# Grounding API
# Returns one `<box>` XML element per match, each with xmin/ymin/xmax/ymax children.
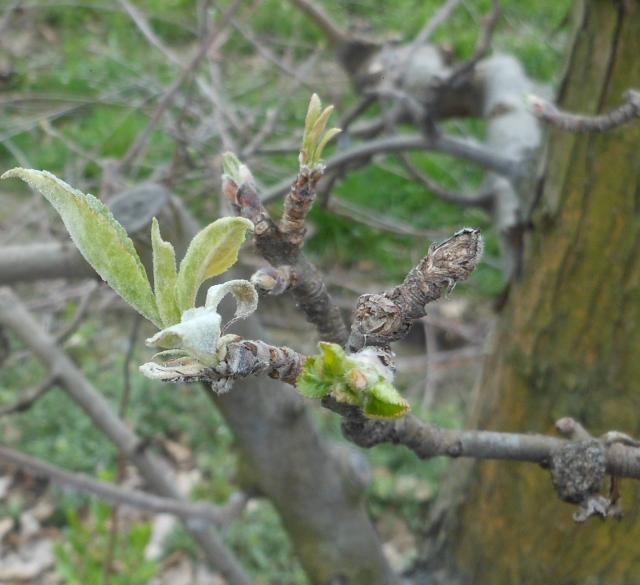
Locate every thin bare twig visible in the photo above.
<box><xmin>0</xmin><ymin>374</ymin><xmax>58</xmax><ymax>418</ymax></box>
<box><xmin>328</xmin><ymin>196</ymin><xmax>447</xmax><ymax>239</ymax></box>
<box><xmin>103</xmin><ymin>315</ymin><xmax>142</xmax><ymax>585</ymax></box>
<box><xmin>118</xmin><ymin>0</ymin><xmax>244</xmax><ymax>172</ymax></box>
<box><xmin>528</xmin><ymin>90</ymin><xmax>640</xmax><ymax>132</ymax></box>
<box><xmin>398</xmin><ymin>152</ymin><xmax>494</xmax><ymax>209</ymax></box>
<box><xmin>55</xmin><ymin>282</ymin><xmax>98</xmax><ymax>344</ymax></box>
<box><xmin>261</xmin><ymin>133</ymin><xmax>519</xmax><ymax>203</ymax></box>
<box><xmin>446</xmin><ymin>0</ymin><xmax>500</xmax><ymax>88</ymax></box>
<box><xmin>413</xmin><ymin>0</ymin><xmax>463</xmax><ymax>46</ymax></box>
<box><xmin>0</xmin><ymin>445</ymin><xmax>225</xmax><ymax>525</ymax></box>
<box><xmin>117</xmin><ymin>0</ymin><xmax>182</xmax><ymax>66</ymax></box>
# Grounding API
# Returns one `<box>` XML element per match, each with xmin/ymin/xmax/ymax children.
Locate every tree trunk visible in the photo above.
<box><xmin>446</xmin><ymin>1</ymin><xmax>640</xmax><ymax>582</ymax></box>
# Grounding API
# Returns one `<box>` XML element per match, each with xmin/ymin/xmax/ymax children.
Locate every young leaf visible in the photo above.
<box><xmin>364</xmin><ymin>380</ymin><xmax>410</xmax><ymax>419</ymax></box>
<box><xmin>205</xmin><ymin>279</ymin><xmax>258</xmax><ymax>323</ymax></box>
<box><xmin>318</xmin><ymin>342</ymin><xmax>348</xmax><ymax>380</ymax></box>
<box><xmin>300</xmin><ymin>94</ymin><xmax>341</xmax><ymax>166</ymax></box>
<box><xmin>314</xmin><ymin>127</ymin><xmax>341</xmax><ymax>163</ymax></box>
<box><xmin>2</xmin><ymin>168</ymin><xmax>161</xmax><ymax>327</ymax></box>
<box><xmin>297</xmin><ymin>356</ymin><xmax>332</xmax><ymax>399</ymax></box>
<box><xmin>151</xmin><ymin>218</ymin><xmax>181</xmax><ymax>327</ymax></box>
<box><xmin>305</xmin><ymin>93</ymin><xmax>322</xmax><ymax>130</ymax></box>
<box><xmin>307</xmin><ymin>105</ymin><xmax>334</xmax><ymax>152</ymax></box>
<box><xmin>175</xmin><ymin>217</ymin><xmax>254</xmax><ymax>312</ymax></box>
<box><xmin>145</xmin><ymin>306</ymin><xmax>222</xmax><ymax>366</ymax></box>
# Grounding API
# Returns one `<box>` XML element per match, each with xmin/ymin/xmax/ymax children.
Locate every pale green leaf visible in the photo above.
<box><xmin>2</xmin><ymin>168</ymin><xmax>161</xmax><ymax>326</ymax></box>
<box><xmin>313</xmin><ymin>127</ymin><xmax>341</xmax><ymax>162</ymax></box>
<box><xmin>308</xmin><ymin>105</ymin><xmax>334</xmax><ymax>149</ymax></box>
<box><xmin>304</xmin><ymin>94</ymin><xmax>322</xmax><ymax>137</ymax></box>
<box><xmin>175</xmin><ymin>217</ymin><xmax>254</xmax><ymax>312</ymax></box>
<box><xmin>302</xmin><ymin>94</ymin><xmax>323</xmax><ymax>164</ymax></box>
<box><xmin>364</xmin><ymin>380</ymin><xmax>410</xmax><ymax>419</ymax></box>
<box><xmin>151</xmin><ymin>218</ymin><xmax>181</xmax><ymax>327</ymax></box>
<box><xmin>222</xmin><ymin>151</ymin><xmax>242</xmax><ymax>185</ymax></box>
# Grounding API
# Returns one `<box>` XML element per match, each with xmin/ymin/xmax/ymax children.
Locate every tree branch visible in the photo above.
<box><xmin>328</xmin><ymin>400</ymin><xmax>640</xmax><ymax>480</ymax></box>
<box><xmin>117</xmin><ymin>0</ymin><xmax>244</xmax><ymax>172</ymax></box>
<box><xmin>141</xmin><ymin>339</ymin><xmax>306</xmax><ymax>387</ymax></box>
<box><xmin>348</xmin><ymin>227</ymin><xmax>483</xmax><ymax>350</ymax></box>
<box><xmin>261</xmin><ymin>133</ymin><xmax>520</xmax><ymax>203</ymax></box>
<box><xmin>398</xmin><ymin>153</ymin><xmax>494</xmax><ymax>210</ymax></box>
<box><xmin>528</xmin><ymin>89</ymin><xmax>640</xmax><ymax>132</ymax></box>
<box><xmin>0</xmin><ymin>374</ymin><xmax>58</xmax><ymax>417</ymax></box>
<box><xmin>0</xmin><ymin>445</ymin><xmax>231</xmax><ymax>526</ymax></box>
<box><xmin>445</xmin><ymin>0</ymin><xmax>500</xmax><ymax>88</ymax></box>
<box><xmin>224</xmin><ymin>169</ymin><xmax>348</xmax><ymax>345</ymax></box>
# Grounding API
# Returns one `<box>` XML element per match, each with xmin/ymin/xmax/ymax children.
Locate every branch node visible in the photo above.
<box><xmin>555</xmin><ymin>417</ymin><xmax>591</xmax><ymax>440</ymax></box>
<box><xmin>250</xmin><ymin>266</ymin><xmax>293</xmax><ymax>295</ymax></box>
<box><xmin>549</xmin><ymin>439</ymin><xmax>624</xmax><ymax>522</ymax></box>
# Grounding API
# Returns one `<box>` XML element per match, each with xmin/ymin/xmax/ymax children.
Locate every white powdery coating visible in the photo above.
<box><xmin>146</xmin><ymin>307</ymin><xmax>222</xmax><ymax>366</ymax></box>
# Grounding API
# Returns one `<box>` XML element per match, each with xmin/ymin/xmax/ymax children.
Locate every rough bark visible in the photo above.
<box><xmin>440</xmin><ymin>1</ymin><xmax>640</xmax><ymax>582</ymax></box>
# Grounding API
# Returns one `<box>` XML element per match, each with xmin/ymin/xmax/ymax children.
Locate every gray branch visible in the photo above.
<box><xmin>0</xmin><ymin>445</ymin><xmax>233</xmax><ymax>526</ymax></box>
<box><xmin>529</xmin><ymin>90</ymin><xmax>640</xmax><ymax>132</ymax></box>
<box><xmin>225</xmin><ymin>171</ymin><xmax>348</xmax><ymax>345</ymax></box>
<box><xmin>261</xmin><ymin>134</ymin><xmax>521</xmax><ymax>203</ymax></box>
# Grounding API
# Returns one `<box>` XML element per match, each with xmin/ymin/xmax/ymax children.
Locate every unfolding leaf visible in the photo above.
<box><xmin>300</xmin><ymin>94</ymin><xmax>341</xmax><ymax>166</ymax></box>
<box><xmin>146</xmin><ymin>306</ymin><xmax>221</xmax><ymax>366</ymax></box>
<box><xmin>205</xmin><ymin>279</ymin><xmax>258</xmax><ymax>324</ymax></box>
<box><xmin>175</xmin><ymin>217</ymin><xmax>254</xmax><ymax>312</ymax></box>
<box><xmin>297</xmin><ymin>356</ymin><xmax>332</xmax><ymax>399</ymax></box>
<box><xmin>364</xmin><ymin>380</ymin><xmax>410</xmax><ymax>419</ymax></box>
<box><xmin>318</xmin><ymin>342</ymin><xmax>348</xmax><ymax>380</ymax></box>
<box><xmin>151</xmin><ymin>218</ymin><xmax>180</xmax><ymax>327</ymax></box>
<box><xmin>303</xmin><ymin>94</ymin><xmax>322</xmax><ymax>143</ymax></box>
<box><xmin>314</xmin><ymin>127</ymin><xmax>341</xmax><ymax>162</ymax></box>
<box><xmin>222</xmin><ymin>151</ymin><xmax>243</xmax><ymax>183</ymax></box>
<box><xmin>2</xmin><ymin>168</ymin><xmax>161</xmax><ymax>326</ymax></box>
<box><xmin>307</xmin><ymin>105</ymin><xmax>334</xmax><ymax>152</ymax></box>
<box><xmin>222</xmin><ymin>152</ymin><xmax>254</xmax><ymax>189</ymax></box>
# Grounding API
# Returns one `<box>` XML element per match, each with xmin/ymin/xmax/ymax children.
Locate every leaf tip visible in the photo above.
<box><xmin>1</xmin><ymin>167</ymin><xmax>23</xmax><ymax>181</ymax></box>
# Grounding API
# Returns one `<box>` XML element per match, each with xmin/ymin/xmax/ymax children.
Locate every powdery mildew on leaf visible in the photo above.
<box><xmin>2</xmin><ymin>168</ymin><xmax>161</xmax><ymax>327</ymax></box>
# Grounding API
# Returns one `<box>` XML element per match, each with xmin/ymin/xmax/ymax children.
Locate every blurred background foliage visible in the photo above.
<box><xmin>0</xmin><ymin>0</ymin><xmax>571</xmax><ymax>582</ymax></box>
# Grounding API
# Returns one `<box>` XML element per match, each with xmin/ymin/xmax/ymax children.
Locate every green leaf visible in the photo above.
<box><xmin>304</xmin><ymin>93</ymin><xmax>322</xmax><ymax>139</ymax></box>
<box><xmin>175</xmin><ymin>217</ymin><xmax>254</xmax><ymax>312</ymax></box>
<box><xmin>363</xmin><ymin>380</ymin><xmax>410</xmax><ymax>419</ymax></box>
<box><xmin>318</xmin><ymin>342</ymin><xmax>348</xmax><ymax>380</ymax></box>
<box><xmin>314</xmin><ymin>127</ymin><xmax>341</xmax><ymax>162</ymax></box>
<box><xmin>2</xmin><ymin>168</ymin><xmax>161</xmax><ymax>326</ymax></box>
<box><xmin>297</xmin><ymin>356</ymin><xmax>332</xmax><ymax>398</ymax></box>
<box><xmin>300</xmin><ymin>94</ymin><xmax>340</xmax><ymax>166</ymax></box>
<box><xmin>222</xmin><ymin>151</ymin><xmax>242</xmax><ymax>183</ymax></box>
<box><xmin>151</xmin><ymin>218</ymin><xmax>181</xmax><ymax>327</ymax></box>
<box><xmin>308</xmin><ymin>105</ymin><xmax>334</xmax><ymax>151</ymax></box>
